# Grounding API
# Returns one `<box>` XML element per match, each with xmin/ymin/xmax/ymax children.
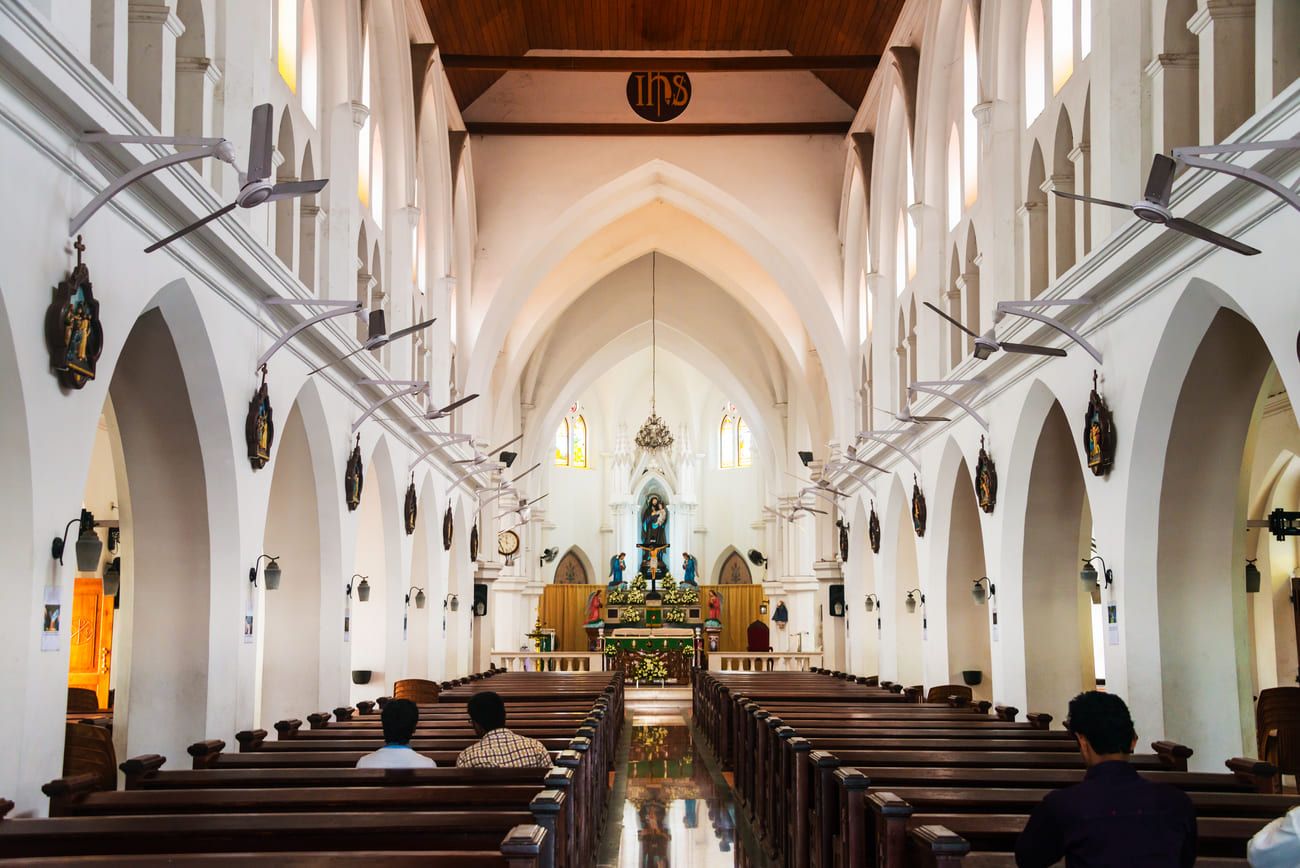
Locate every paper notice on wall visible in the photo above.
<box><xmin>1106</xmin><ymin>604</ymin><xmax>1119</xmax><ymax>646</ymax></box>
<box><xmin>991</xmin><ymin>607</ymin><xmax>999</xmax><ymax>643</ymax></box>
<box><xmin>40</xmin><ymin>585</ymin><xmax>61</xmax><ymax>652</ymax></box>
<box><xmin>243</xmin><ymin>594</ymin><xmax>255</xmax><ymax>645</ymax></box>
<box><xmin>343</xmin><ymin>601</ymin><xmax>351</xmax><ymax>643</ymax></box>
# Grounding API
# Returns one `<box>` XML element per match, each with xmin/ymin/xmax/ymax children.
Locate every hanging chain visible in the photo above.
<box><xmin>651</xmin><ymin>251</ymin><xmax>657</xmax><ymax>414</ymax></box>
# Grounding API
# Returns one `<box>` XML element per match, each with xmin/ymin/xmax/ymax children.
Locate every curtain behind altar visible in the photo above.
<box><xmin>537</xmin><ymin>584</ymin><xmax>768</xmax><ymax>652</ymax></box>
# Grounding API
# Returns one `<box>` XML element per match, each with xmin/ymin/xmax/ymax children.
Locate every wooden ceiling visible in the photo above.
<box><xmin>419</xmin><ymin>0</ymin><xmax>906</xmax><ymax>111</ymax></box>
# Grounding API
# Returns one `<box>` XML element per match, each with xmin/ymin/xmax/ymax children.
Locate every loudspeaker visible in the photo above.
<box><xmin>828</xmin><ymin>583</ymin><xmax>845</xmax><ymax>618</ymax></box>
<box><xmin>472</xmin><ymin>583</ymin><xmax>489</xmax><ymax>617</ymax></box>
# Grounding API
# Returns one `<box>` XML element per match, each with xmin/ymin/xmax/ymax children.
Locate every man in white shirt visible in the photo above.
<box><xmin>354</xmin><ymin>698</ymin><xmax>437</xmax><ymax>769</ymax></box>
<box><xmin>1248</xmin><ymin>804</ymin><xmax>1300</xmax><ymax>867</ymax></box>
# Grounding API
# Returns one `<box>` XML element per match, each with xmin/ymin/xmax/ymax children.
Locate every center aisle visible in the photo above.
<box><xmin>598</xmin><ymin>692</ymin><xmax>769</xmax><ymax>867</ymax></box>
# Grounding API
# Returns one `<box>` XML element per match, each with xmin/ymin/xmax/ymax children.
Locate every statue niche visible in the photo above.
<box><xmin>637</xmin><ymin>491</ymin><xmax>671</xmax><ymax>581</ymax></box>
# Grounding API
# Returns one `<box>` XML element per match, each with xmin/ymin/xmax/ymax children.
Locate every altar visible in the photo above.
<box><xmin>603</xmin><ymin>628</ymin><xmax>697</xmax><ymax>685</ymax></box>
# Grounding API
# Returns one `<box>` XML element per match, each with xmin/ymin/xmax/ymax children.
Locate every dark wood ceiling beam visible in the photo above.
<box><xmin>441</xmin><ymin>54</ymin><xmax>880</xmax><ymax>72</ymax></box>
<box><xmin>464</xmin><ymin>122</ymin><xmax>851</xmax><ymax>136</ymax></box>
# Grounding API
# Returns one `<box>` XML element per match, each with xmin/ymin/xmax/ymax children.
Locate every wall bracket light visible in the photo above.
<box><xmin>971</xmin><ymin>576</ymin><xmax>996</xmax><ymax>605</ymax></box>
<box><xmin>904</xmin><ymin>589</ymin><xmax>927</xmax><ymax>630</ymax></box>
<box><xmin>52</xmin><ymin>509</ymin><xmax>104</xmax><ymax>572</ymax></box>
<box><xmin>443</xmin><ymin>593</ymin><xmax>459</xmax><ymax>613</ymax></box>
<box><xmin>249</xmin><ymin>554</ymin><xmax>281</xmax><ymax>590</ymax></box>
<box><xmin>347</xmin><ymin>574</ymin><xmax>370</xmax><ymax>602</ymax></box>
<box><xmin>1080</xmin><ymin>556</ymin><xmax>1114</xmax><ymax>591</ymax></box>
<box><xmin>405</xmin><ymin>587</ymin><xmax>427</xmax><ymax>609</ymax></box>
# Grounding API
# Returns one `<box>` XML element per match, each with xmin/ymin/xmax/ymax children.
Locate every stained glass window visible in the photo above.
<box><xmin>720</xmin><ymin>416</ymin><xmax>737</xmax><ymax>468</ymax></box>
<box><xmin>554</xmin><ymin>408</ymin><xmax>589</xmax><ymax>469</ymax></box>
<box><xmin>554</xmin><ymin>418</ymin><xmax>569</xmax><ymax>466</ymax></box>
<box><xmin>276</xmin><ymin>0</ymin><xmax>296</xmax><ymax>92</ymax></box>
<box><xmin>720</xmin><ymin>409</ymin><xmax>753</xmax><ymax>469</ymax></box>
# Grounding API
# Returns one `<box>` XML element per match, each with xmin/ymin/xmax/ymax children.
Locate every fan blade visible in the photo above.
<box><xmin>803</xmin><ymin>506</ymin><xmax>829</xmax><ymax>515</ymax></box>
<box><xmin>911</xmin><ymin>415</ymin><xmax>952</xmax><ymax>423</ymax></box>
<box><xmin>528</xmin><ymin>493</ymin><xmax>550</xmax><ymax>506</ymax></box>
<box><xmin>998</xmin><ymin>341</ymin><xmax>1068</xmax><ymax>357</ymax></box>
<box><xmin>1166</xmin><ymin>217</ymin><xmax>1260</xmax><ymax>256</ymax></box>
<box><xmin>429</xmin><ymin>393</ymin><xmax>478</xmax><ymax>418</ymax></box>
<box><xmin>489</xmin><ymin>433</ymin><xmax>524</xmax><ymax>455</ymax></box>
<box><xmin>512</xmin><ymin>462</ymin><xmax>542</xmax><ymax>483</ymax></box>
<box><xmin>784</xmin><ymin>471</ymin><xmax>814</xmax><ymax>486</ymax></box>
<box><xmin>386</xmin><ymin>316</ymin><xmax>438</xmax><ymax>343</ymax></box>
<box><xmin>144</xmin><ymin>201</ymin><xmax>237</xmax><ymax>252</ymax></box>
<box><xmin>308</xmin><ymin>342</ymin><xmax>368</xmax><ymax>376</ymax></box>
<box><xmin>922</xmin><ymin>301</ymin><xmax>980</xmax><ymax>340</ymax></box>
<box><xmin>1051</xmin><ymin>190</ymin><xmax>1132</xmax><ymax>210</ymax></box>
<box><xmin>246</xmin><ymin>103</ymin><xmax>274</xmax><ymax>183</ymax></box>
<box><xmin>266</xmin><ymin>178</ymin><xmax>328</xmax><ymax>202</ymax></box>
<box><xmin>1144</xmin><ymin>154</ymin><xmax>1177</xmax><ymax>207</ymax></box>
<box><xmin>452</xmin><ymin>457</ymin><xmax>483</xmax><ymax>465</ymax></box>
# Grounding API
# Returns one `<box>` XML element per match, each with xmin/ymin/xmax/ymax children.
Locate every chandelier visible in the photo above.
<box><xmin>635</xmin><ymin>252</ymin><xmax>674</xmax><ymax>451</ymax></box>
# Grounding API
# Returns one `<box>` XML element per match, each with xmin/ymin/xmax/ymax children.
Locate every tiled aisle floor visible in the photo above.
<box><xmin>596</xmin><ymin>698</ymin><xmax>769</xmax><ymax>867</ymax></box>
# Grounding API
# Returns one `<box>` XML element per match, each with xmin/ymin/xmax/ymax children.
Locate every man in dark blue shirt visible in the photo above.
<box><xmin>1015</xmin><ymin>691</ymin><xmax>1196</xmax><ymax>867</ymax></box>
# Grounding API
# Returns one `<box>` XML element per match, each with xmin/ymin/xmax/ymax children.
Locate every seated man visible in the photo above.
<box><xmin>1015</xmin><ymin>691</ymin><xmax>1195</xmax><ymax>868</ymax></box>
<box><xmin>1247</xmin><ymin>804</ymin><xmax>1300</xmax><ymax>867</ymax></box>
<box><xmin>456</xmin><ymin>691</ymin><xmax>552</xmax><ymax>768</ymax></box>
<box><xmin>354</xmin><ymin>698</ymin><xmax>436</xmax><ymax>768</ymax></box>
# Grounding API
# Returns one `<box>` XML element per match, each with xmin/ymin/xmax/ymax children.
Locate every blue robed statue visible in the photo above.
<box><xmin>639</xmin><ymin>494</ymin><xmax>670</xmax><ymax>577</ymax></box>
<box><xmin>681</xmin><ymin>553</ymin><xmax>698</xmax><ymax>585</ymax></box>
<box><xmin>607</xmin><ymin>552</ymin><xmax>626</xmax><ymax>588</ymax></box>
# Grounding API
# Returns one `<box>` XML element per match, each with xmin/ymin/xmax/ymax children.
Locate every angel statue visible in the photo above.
<box><xmin>607</xmin><ymin>552</ymin><xmax>627</xmax><ymax>588</ymax></box>
<box><xmin>706</xmin><ymin>589</ymin><xmax>723</xmax><ymax>624</ymax></box>
<box><xmin>584</xmin><ymin>589</ymin><xmax>603</xmax><ymax>625</ymax></box>
<box><xmin>681</xmin><ymin>553</ymin><xmax>698</xmax><ymax>586</ymax></box>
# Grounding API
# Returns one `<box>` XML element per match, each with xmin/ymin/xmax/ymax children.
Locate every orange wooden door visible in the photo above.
<box><xmin>67</xmin><ymin>578</ymin><xmax>112</xmax><ymax>708</ymax></box>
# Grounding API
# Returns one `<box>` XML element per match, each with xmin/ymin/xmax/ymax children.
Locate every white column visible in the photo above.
<box><xmin>472</xmin><ymin>561</ymin><xmax>503</xmax><ymax>673</ymax></box>
<box><xmin>814</xmin><ymin>560</ymin><xmax>846</xmax><ymax>670</ymax></box>
<box><xmin>1067</xmin><ymin>143</ymin><xmax>1093</xmax><ymax>258</ymax></box>
<box><xmin>1017</xmin><ymin>202</ymin><xmax>1048</xmax><ymax>298</ymax></box>
<box><xmin>91</xmin><ymin>0</ymin><xmax>129</xmax><ymax>87</ymax></box>
<box><xmin>1040</xmin><ymin>174</ymin><xmax>1075</xmax><ymax>280</ymax></box>
<box><xmin>1146</xmin><ymin>53</ymin><xmax>1200</xmax><ymax>156</ymax></box>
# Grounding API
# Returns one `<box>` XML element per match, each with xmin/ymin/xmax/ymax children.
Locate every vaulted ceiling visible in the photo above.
<box><xmin>418</xmin><ymin>0</ymin><xmax>906</xmax><ymax>110</ymax></box>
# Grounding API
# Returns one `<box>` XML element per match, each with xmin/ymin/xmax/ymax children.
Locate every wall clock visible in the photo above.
<box><xmin>498</xmin><ymin>529</ymin><xmax>520</xmax><ymax>559</ymax></box>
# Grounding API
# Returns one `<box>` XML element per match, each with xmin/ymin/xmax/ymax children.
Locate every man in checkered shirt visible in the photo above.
<box><xmin>456</xmin><ymin>690</ymin><xmax>552</xmax><ymax>768</ymax></box>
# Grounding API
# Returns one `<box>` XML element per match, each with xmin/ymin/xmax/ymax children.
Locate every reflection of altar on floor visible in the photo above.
<box><xmin>605</xmin><ymin>627</ymin><xmax>698</xmax><ymax>684</ymax></box>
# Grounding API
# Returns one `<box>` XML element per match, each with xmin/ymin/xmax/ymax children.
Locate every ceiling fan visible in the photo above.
<box><xmin>498</xmin><ymin>493</ymin><xmax>549</xmax><ymax>523</ymax></box>
<box><xmin>923</xmin><ymin>302</ymin><xmax>1066</xmax><ymax>361</ymax></box>
<box><xmin>784</xmin><ymin>471</ymin><xmax>847</xmax><ymax>498</ymax></box>
<box><xmin>145</xmin><ymin>103</ymin><xmax>328</xmax><ymax>252</ymax></box>
<box><xmin>388</xmin><ymin>393</ymin><xmax>479</xmax><ymax>423</ymax></box>
<box><xmin>454</xmin><ymin>433</ymin><xmax>524</xmax><ymax>467</ymax></box>
<box><xmin>874</xmin><ymin>404</ymin><xmax>950</xmax><ymax>425</ymax></box>
<box><xmin>478</xmin><ymin>462</ymin><xmax>542</xmax><ymax>510</ymax></box>
<box><xmin>309</xmin><ymin>311</ymin><xmax>437</xmax><ymax>375</ymax></box>
<box><xmin>1052</xmin><ymin>153</ymin><xmax>1259</xmax><ymax>256</ymax></box>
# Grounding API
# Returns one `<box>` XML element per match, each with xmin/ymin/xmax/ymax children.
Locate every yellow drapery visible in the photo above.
<box><xmin>537</xmin><ymin>584</ymin><xmax>768</xmax><ymax>652</ymax></box>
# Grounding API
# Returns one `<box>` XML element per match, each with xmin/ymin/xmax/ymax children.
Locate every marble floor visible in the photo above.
<box><xmin>596</xmin><ymin>691</ymin><xmax>768</xmax><ymax>867</ymax></box>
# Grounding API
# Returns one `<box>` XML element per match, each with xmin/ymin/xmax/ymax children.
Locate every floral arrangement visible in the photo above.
<box><xmin>663</xmin><ymin>607</ymin><xmax>689</xmax><ymax>624</ymax></box>
<box><xmin>662</xmin><ymin>586</ymin><xmax>698</xmax><ymax>605</ymax></box>
<box><xmin>631</xmin><ymin>653</ymin><xmax>668</xmax><ymax>683</ymax></box>
<box><xmin>609</xmin><ymin>573</ymin><xmax>647</xmax><ymax>605</ymax></box>
<box><xmin>619</xmin><ymin>606</ymin><xmax>644</xmax><ymax>624</ymax></box>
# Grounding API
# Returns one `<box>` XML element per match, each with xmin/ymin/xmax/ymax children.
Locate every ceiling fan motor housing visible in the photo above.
<box><xmin>238</xmin><ymin>179</ymin><xmax>275</xmax><ymax>207</ymax></box>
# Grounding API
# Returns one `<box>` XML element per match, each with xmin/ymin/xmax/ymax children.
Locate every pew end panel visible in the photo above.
<box><xmin>187</xmin><ymin>740</ymin><xmax>226</xmax><ymax>770</ymax></box>
<box><xmin>908</xmin><ymin>824</ymin><xmax>971</xmax><ymax>868</ymax></box>
<box><xmin>119</xmin><ymin>754</ymin><xmax>166</xmax><ymax>788</ymax></box>
<box><xmin>332</xmin><ymin>707</ymin><xmax>354</xmax><ymax>722</ymax></box>
<box><xmin>235</xmin><ymin>729</ymin><xmax>268</xmax><ymax>752</ymax></box>
<box><xmin>1225</xmin><ymin>757</ymin><xmax>1281</xmax><ymax>793</ymax></box>
<box><xmin>1152</xmin><ymin>741</ymin><xmax>1194</xmax><ymax>771</ymax></box>
<box><xmin>306</xmin><ymin>713</ymin><xmax>332</xmax><ymax>730</ymax></box>
<box><xmin>868</xmin><ymin>791</ymin><xmax>914</xmax><ymax>868</ymax></box>
<box><xmin>274</xmin><ymin>720</ymin><xmax>303</xmax><ymax>740</ymax></box>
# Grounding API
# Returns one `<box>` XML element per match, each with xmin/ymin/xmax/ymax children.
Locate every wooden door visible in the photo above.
<box><xmin>68</xmin><ymin>578</ymin><xmax>112</xmax><ymax>708</ymax></box>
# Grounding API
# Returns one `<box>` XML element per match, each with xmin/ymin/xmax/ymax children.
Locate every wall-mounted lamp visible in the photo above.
<box><xmin>759</xmin><ymin>598</ymin><xmax>769</xmax><ymax>616</ymax></box>
<box><xmin>798</xmin><ymin>451</ymin><xmax>815</xmax><ymax>467</ymax></box>
<box><xmin>1080</xmin><ymin>557</ymin><xmax>1113</xmax><ymax>591</ymax></box>
<box><xmin>347</xmin><ymin>574</ymin><xmax>370</xmax><ymax>602</ymax></box>
<box><xmin>52</xmin><ymin>509</ymin><xmax>104</xmax><ymax>572</ymax></box>
<box><xmin>864</xmin><ymin>594</ymin><xmax>879</xmax><ymax>612</ymax></box>
<box><xmin>905</xmin><ymin>589</ymin><xmax>927</xmax><ymax>630</ymax></box>
<box><xmin>971</xmin><ymin>577</ymin><xmax>996</xmax><ymax>605</ymax></box>
<box><xmin>103</xmin><ymin>556</ymin><xmax>122</xmax><ymax>597</ymax></box>
<box><xmin>249</xmin><ymin>555</ymin><xmax>281</xmax><ymax>590</ymax></box>
<box><xmin>1246</xmin><ymin>559</ymin><xmax>1262</xmax><ymax>594</ymax></box>
<box><xmin>406</xmin><ymin>587</ymin><xmax>427</xmax><ymax>609</ymax></box>
<box><xmin>444</xmin><ymin>593</ymin><xmax>459</xmax><ymax>613</ymax></box>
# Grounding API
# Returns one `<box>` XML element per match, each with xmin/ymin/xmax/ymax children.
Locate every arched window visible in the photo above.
<box><xmin>1025</xmin><ymin>0</ymin><xmax>1046</xmax><ymax>122</ymax></box>
<box><xmin>301</xmin><ymin>0</ymin><xmax>318</xmax><ymax>126</ymax></box>
<box><xmin>1051</xmin><ymin>0</ymin><xmax>1073</xmax><ymax>93</ymax></box>
<box><xmin>719</xmin><ymin>407</ymin><xmax>752</xmax><ymax>469</ymax></box>
<box><xmin>962</xmin><ymin>4</ymin><xmax>979</xmax><ymax>205</ymax></box>
<box><xmin>894</xmin><ymin>210</ymin><xmax>907</xmax><ymax>297</ymax></box>
<box><xmin>276</xmin><ymin>0</ymin><xmax>296</xmax><ymax>92</ymax></box>
<box><xmin>357</xmin><ymin>27</ymin><xmax>372</xmax><ymax>207</ymax></box>
<box><xmin>1079</xmin><ymin>0</ymin><xmax>1091</xmax><ymax>57</ymax></box>
<box><xmin>554</xmin><ymin>405</ymin><xmax>589</xmax><ymax>469</ymax></box>
<box><xmin>947</xmin><ymin>125</ymin><xmax>961</xmax><ymax>231</ymax></box>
